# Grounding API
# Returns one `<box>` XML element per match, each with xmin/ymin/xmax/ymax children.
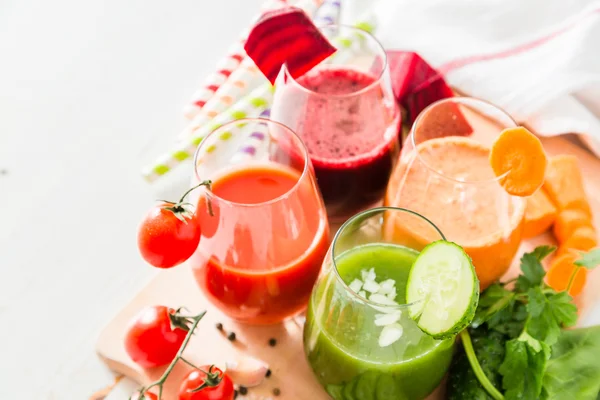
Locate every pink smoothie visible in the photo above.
<box><xmin>292</xmin><ymin>67</ymin><xmax>400</xmax><ymax>218</ymax></box>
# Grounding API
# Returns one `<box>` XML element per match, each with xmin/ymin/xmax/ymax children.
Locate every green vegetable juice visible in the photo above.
<box><xmin>304</xmin><ymin>243</ymin><xmax>454</xmax><ymax>399</ymax></box>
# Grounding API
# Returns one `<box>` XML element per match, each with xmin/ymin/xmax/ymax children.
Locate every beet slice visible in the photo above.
<box><xmin>387</xmin><ymin>51</ymin><xmax>471</xmax><ymax>136</ymax></box>
<box><xmin>244</xmin><ymin>7</ymin><xmax>336</xmax><ymax>84</ymax></box>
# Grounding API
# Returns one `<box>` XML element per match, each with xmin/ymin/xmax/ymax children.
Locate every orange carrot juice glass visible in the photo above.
<box><xmin>385</xmin><ymin>98</ymin><xmax>526</xmax><ymax>289</ymax></box>
<box><xmin>189</xmin><ymin>118</ymin><xmax>330</xmax><ymax>324</ymax></box>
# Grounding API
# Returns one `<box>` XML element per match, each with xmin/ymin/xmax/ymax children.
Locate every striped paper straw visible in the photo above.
<box><xmin>322</xmin><ymin>13</ymin><xmax>378</xmax><ymax>66</ymax></box>
<box><xmin>182</xmin><ymin>0</ymin><xmax>291</xmax><ymax>120</ymax></box>
<box><xmin>313</xmin><ymin>0</ymin><xmax>342</xmax><ymax>26</ymax></box>
<box><xmin>143</xmin><ymin>84</ymin><xmax>274</xmax><ymax>182</ymax></box>
<box><xmin>182</xmin><ymin>41</ymin><xmax>246</xmax><ymax>119</ymax></box>
<box><xmin>179</xmin><ymin>58</ymin><xmax>267</xmax><ymax>139</ymax></box>
<box><xmin>231</xmin><ymin>109</ymin><xmax>271</xmax><ymax>163</ymax></box>
<box><xmin>338</xmin><ymin>13</ymin><xmax>378</xmax><ymax>46</ymax></box>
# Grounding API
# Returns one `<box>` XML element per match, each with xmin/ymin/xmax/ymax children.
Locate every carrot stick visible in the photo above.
<box><xmin>553</xmin><ymin>209</ymin><xmax>594</xmax><ymax>244</ymax></box>
<box><xmin>557</xmin><ymin>226</ymin><xmax>598</xmax><ymax>257</ymax></box>
<box><xmin>543</xmin><ymin>155</ymin><xmax>592</xmax><ymax>217</ymax></box>
<box><xmin>546</xmin><ymin>253</ymin><xmax>587</xmax><ymax>296</ymax></box>
<box><xmin>523</xmin><ymin>188</ymin><xmax>557</xmax><ymax>238</ymax></box>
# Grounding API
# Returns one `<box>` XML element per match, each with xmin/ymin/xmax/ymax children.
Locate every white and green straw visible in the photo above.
<box><xmin>142</xmin><ymin>84</ymin><xmax>274</xmax><ymax>182</ymax></box>
<box><xmin>178</xmin><ymin>58</ymin><xmax>267</xmax><ymax>140</ymax></box>
<box><xmin>313</xmin><ymin>0</ymin><xmax>342</xmax><ymax>26</ymax></box>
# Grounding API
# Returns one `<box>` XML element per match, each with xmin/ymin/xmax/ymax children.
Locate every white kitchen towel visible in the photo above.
<box><xmin>346</xmin><ymin>0</ymin><xmax>600</xmax><ymax>156</ymax></box>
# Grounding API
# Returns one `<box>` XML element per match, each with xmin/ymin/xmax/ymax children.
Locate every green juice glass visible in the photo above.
<box><xmin>304</xmin><ymin>207</ymin><xmax>455</xmax><ymax>400</ymax></box>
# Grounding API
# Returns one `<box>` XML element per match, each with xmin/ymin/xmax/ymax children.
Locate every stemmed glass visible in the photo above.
<box><xmin>304</xmin><ymin>207</ymin><xmax>455</xmax><ymax>400</ymax></box>
<box><xmin>188</xmin><ymin>118</ymin><xmax>330</xmax><ymax>325</ymax></box>
<box><xmin>385</xmin><ymin>97</ymin><xmax>526</xmax><ymax>288</ymax></box>
<box><xmin>271</xmin><ymin>25</ymin><xmax>400</xmax><ymax>221</ymax></box>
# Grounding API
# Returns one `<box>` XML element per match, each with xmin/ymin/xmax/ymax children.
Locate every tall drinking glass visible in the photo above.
<box><xmin>385</xmin><ymin>98</ymin><xmax>526</xmax><ymax>289</ymax></box>
<box><xmin>189</xmin><ymin>118</ymin><xmax>330</xmax><ymax>325</ymax></box>
<box><xmin>272</xmin><ymin>25</ymin><xmax>400</xmax><ymax>221</ymax></box>
<box><xmin>305</xmin><ymin>207</ymin><xmax>454</xmax><ymax>400</ymax></box>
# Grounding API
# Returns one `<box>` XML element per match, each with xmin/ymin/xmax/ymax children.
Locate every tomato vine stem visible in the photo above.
<box><xmin>133</xmin><ymin>310</ymin><xmax>207</xmax><ymax>400</ymax></box>
<box><xmin>179</xmin><ymin>180</ymin><xmax>212</xmax><ymax>204</ymax></box>
<box><xmin>180</xmin><ymin>357</ymin><xmax>198</xmax><ymax>369</ymax></box>
<box><xmin>158</xmin><ymin>180</ymin><xmax>214</xmax><ymax>220</ymax></box>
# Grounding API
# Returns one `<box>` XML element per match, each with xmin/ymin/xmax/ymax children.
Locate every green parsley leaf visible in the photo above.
<box><xmin>574</xmin><ymin>248</ymin><xmax>600</xmax><ymax>269</ymax></box>
<box><xmin>531</xmin><ymin>245</ymin><xmax>557</xmax><ymax>261</ymax></box>
<box><xmin>499</xmin><ymin>335</ymin><xmax>549</xmax><ymax>400</ymax></box>
<box><xmin>527</xmin><ymin>288</ymin><xmax>562</xmax><ymax>346</ymax></box>
<box><xmin>516</xmin><ymin>253</ymin><xmax>546</xmax><ymax>291</ymax></box>
<box><xmin>527</xmin><ymin>286</ymin><xmax>547</xmax><ymax>316</ymax></box>
<box><xmin>487</xmin><ymin>301</ymin><xmax>527</xmax><ymax>339</ymax></box>
<box><xmin>526</xmin><ymin>288</ymin><xmax>578</xmax><ymax>346</ymax></box>
<box><xmin>547</xmin><ymin>291</ymin><xmax>578</xmax><ymax>328</ymax></box>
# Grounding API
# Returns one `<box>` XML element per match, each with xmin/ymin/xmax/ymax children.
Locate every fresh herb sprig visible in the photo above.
<box><xmin>449</xmin><ymin>247</ymin><xmax>600</xmax><ymax>400</ymax></box>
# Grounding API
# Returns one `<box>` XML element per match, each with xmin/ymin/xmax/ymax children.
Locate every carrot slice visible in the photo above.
<box><xmin>523</xmin><ymin>188</ymin><xmax>557</xmax><ymax>238</ymax></box>
<box><xmin>556</xmin><ymin>226</ymin><xmax>598</xmax><ymax>257</ymax></box>
<box><xmin>553</xmin><ymin>209</ymin><xmax>594</xmax><ymax>244</ymax></box>
<box><xmin>489</xmin><ymin>127</ymin><xmax>547</xmax><ymax>197</ymax></box>
<box><xmin>547</xmin><ymin>253</ymin><xmax>587</xmax><ymax>296</ymax></box>
<box><xmin>543</xmin><ymin>155</ymin><xmax>592</xmax><ymax>216</ymax></box>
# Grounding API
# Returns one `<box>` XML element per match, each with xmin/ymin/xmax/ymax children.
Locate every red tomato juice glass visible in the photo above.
<box><xmin>189</xmin><ymin>118</ymin><xmax>330</xmax><ymax>325</ymax></box>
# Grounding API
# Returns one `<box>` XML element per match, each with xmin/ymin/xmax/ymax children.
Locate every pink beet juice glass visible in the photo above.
<box><xmin>272</xmin><ymin>25</ymin><xmax>400</xmax><ymax>221</ymax></box>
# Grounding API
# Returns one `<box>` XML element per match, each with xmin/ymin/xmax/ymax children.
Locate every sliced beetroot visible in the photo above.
<box><xmin>244</xmin><ymin>7</ymin><xmax>336</xmax><ymax>84</ymax></box>
<box><xmin>387</xmin><ymin>51</ymin><xmax>471</xmax><ymax>135</ymax></box>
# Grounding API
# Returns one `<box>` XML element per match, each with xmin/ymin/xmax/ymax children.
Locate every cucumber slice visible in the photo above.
<box><xmin>406</xmin><ymin>240</ymin><xmax>479</xmax><ymax>339</ymax></box>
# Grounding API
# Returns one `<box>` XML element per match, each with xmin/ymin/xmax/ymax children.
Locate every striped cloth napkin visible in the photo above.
<box><xmin>348</xmin><ymin>0</ymin><xmax>600</xmax><ymax>156</ymax></box>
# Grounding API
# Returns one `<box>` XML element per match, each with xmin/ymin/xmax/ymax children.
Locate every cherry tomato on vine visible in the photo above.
<box><xmin>124</xmin><ymin>306</ymin><xmax>192</xmax><ymax>368</ymax></box>
<box><xmin>131</xmin><ymin>391</ymin><xmax>158</xmax><ymax>400</ymax></box>
<box><xmin>138</xmin><ymin>203</ymin><xmax>201</xmax><ymax>269</ymax></box>
<box><xmin>137</xmin><ymin>180</ymin><xmax>212</xmax><ymax>269</ymax></box>
<box><xmin>178</xmin><ymin>366</ymin><xmax>235</xmax><ymax>400</ymax></box>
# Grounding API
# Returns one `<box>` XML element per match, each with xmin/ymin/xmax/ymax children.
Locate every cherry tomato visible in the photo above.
<box><xmin>131</xmin><ymin>391</ymin><xmax>158</xmax><ymax>400</ymax></box>
<box><xmin>178</xmin><ymin>366</ymin><xmax>234</xmax><ymax>400</ymax></box>
<box><xmin>124</xmin><ymin>306</ymin><xmax>188</xmax><ymax>368</ymax></box>
<box><xmin>137</xmin><ymin>202</ymin><xmax>201</xmax><ymax>269</ymax></box>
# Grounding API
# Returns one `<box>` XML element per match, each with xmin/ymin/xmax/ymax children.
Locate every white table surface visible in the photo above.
<box><xmin>0</xmin><ymin>0</ymin><xmax>262</xmax><ymax>398</ymax></box>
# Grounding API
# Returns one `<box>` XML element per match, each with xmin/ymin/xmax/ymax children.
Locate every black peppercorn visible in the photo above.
<box><xmin>268</xmin><ymin>338</ymin><xmax>277</xmax><ymax>347</ymax></box>
<box><xmin>227</xmin><ymin>332</ymin><xmax>236</xmax><ymax>341</ymax></box>
<box><xmin>239</xmin><ymin>386</ymin><xmax>248</xmax><ymax>395</ymax></box>
<box><xmin>265</xmin><ymin>369</ymin><xmax>272</xmax><ymax>378</ymax></box>
<box><xmin>216</xmin><ymin>322</ymin><xmax>223</xmax><ymax>331</ymax></box>
<box><xmin>273</xmin><ymin>388</ymin><xmax>281</xmax><ymax>396</ymax></box>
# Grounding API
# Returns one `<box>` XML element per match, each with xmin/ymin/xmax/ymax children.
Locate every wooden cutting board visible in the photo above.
<box><xmin>97</xmin><ymin>128</ymin><xmax>600</xmax><ymax>400</ymax></box>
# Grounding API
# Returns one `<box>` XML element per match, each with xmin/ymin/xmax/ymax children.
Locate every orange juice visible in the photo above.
<box><xmin>385</xmin><ymin>137</ymin><xmax>525</xmax><ymax>288</ymax></box>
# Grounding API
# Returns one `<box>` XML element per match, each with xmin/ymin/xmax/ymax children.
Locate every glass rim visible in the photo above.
<box><xmin>410</xmin><ymin>96</ymin><xmax>518</xmax><ymax>185</ymax></box>
<box><xmin>330</xmin><ymin>206</ymin><xmax>446</xmax><ymax>309</ymax></box>
<box><xmin>192</xmin><ymin>117</ymin><xmax>310</xmax><ymax>208</ymax></box>
<box><xmin>282</xmin><ymin>24</ymin><xmax>388</xmax><ymax>99</ymax></box>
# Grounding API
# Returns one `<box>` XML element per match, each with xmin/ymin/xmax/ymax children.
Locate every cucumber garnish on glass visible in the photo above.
<box><xmin>406</xmin><ymin>240</ymin><xmax>479</xmax><ymax>339</ymax></box>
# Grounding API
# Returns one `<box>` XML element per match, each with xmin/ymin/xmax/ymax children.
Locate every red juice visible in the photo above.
<box><xmin>292</xmin><ymin>67</ymin><xmax>400</xmax><ymax>218</ymax></box>
<box><xmin>190</xmin><ymin>163</ymin><xmax>330</xmax><ymax>324</ymax></box>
